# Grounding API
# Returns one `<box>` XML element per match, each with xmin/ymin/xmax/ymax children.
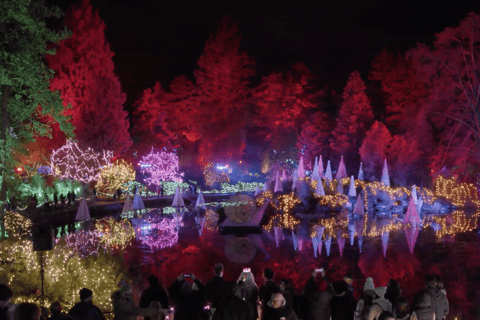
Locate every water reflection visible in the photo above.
<box><xmin>42</xmin><ymin>202</ymin><xmax>480</xmax><ymax>318</ymax></box>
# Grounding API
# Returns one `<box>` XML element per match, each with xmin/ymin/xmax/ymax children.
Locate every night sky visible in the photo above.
<box><xmin>48</xmin><ymin>0</ymin><xmax>480</xmax><ymax>111</ymax></box>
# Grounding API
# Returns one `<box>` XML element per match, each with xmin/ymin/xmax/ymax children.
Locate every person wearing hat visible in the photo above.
<box><xmin>68</xmin><ymin>288</ymin><xmax>105</xmax><ymax>320</ymax></box>
<box><xmin>139</xmin><ymin>275</ymin><xmax>169</xmax><ymax>320</ymax></box>
<box><xmin>354</xmin><ymin>278</ymin><xmax>375</xmax><ymax>320</ymax></box>
<box><xmin>367</xmin><ymin>287</ymin><xmax>392</xmax><ymax>320</ymax></box>
<box><xmin>302</xmin><ymin>269</ymin><xmax>333</xmax><ymax>320</ymax></box>
<box><xmin>111</xmin><ymin>285</ymin><xmax>164</xmax><ymax>320</ymax></box>
<box><xmin>264</xmin><ymin>292</ymin><xmax>298</xmax><ymax>320</ymax></box>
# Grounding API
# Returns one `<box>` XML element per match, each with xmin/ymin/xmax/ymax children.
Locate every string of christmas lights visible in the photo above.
<box><xmin>50</xmin><ymin>140</ymin><xmax>114</xmax><ymax>183</ymax></box>
<box><xmin>140</xmin><ymin>148</ymin><xmax>184</xmax><ymax>185</ymax></box>
<box><xmin>96</xmin><ymin>159</ymin><xmax>135</xmax><ymax>192</ymax></box>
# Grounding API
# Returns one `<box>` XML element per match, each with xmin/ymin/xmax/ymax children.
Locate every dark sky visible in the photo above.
<box><xmin>48</xmin><ymin>0</ymin><xmax>480</xmax><ymax>111</ymax></box>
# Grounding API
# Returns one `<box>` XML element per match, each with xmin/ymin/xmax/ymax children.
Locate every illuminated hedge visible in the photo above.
<box><xmin>96</xmin><ymin>159</ymin><xmax>135</xmax><ymax>192</ymax></box>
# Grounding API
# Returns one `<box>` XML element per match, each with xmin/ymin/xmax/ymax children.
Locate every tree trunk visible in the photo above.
<box><xmin>0</xmin><ymin>85</ymin><xmax>9</xmax><ymax>239</ymax></box>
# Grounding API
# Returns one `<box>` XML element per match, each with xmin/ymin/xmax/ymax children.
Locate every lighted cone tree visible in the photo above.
<box><xmin>50</xmin><ymin>140</ymin><xmax>114</xmax><ymax>183</ymax></box>
<box><xmin>140</xmin><ymin>148</ymin><xmax>184</xmax><ymax>186</ymax></box>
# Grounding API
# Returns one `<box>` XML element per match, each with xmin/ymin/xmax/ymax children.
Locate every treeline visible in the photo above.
<box><xmin>44</xmin><ymin>0</ymin><xmax>480</xmax><ymax>184</ymax></box>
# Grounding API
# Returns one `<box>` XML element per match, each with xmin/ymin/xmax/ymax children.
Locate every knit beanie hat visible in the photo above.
<box><xmin>363</xmin><ymin>277</ymin><xmax>375</xmax><ymax>292</ymax></box>
<box><xmin>79</xmin><ymin>288</ymin><xmax>93</xmax><ymax>301</ymax></box>
<box><xmin>374</xmin><ymin>286</ymin><xmax>387</xmax><ymax>298</ymax></box>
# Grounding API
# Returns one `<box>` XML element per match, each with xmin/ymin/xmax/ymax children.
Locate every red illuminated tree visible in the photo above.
<box><xmin>133</xmin><ymin>82</ymin><xmax>178</xmax><ymax>152</ymax></box>
<box><xmin>133</xmin><ymin>17</ymin><xmax>254</xmax><ymax>165</ymax></box>
<box><xmin>359</xmin><ymin>121</ymin><xmax>391</xmax><ymax>180</ymax></box>
<box><xmin>253</xmin><ymin>63</ymin><xmax>317</xmax><ymax>138</ymax></box>
<box><xmin>330</xmin><ymin>71</ymin><xmax>373</xmax><ymax>157</ymax></box>
<box><xmin>296</xmin><ymin>111</ymin><xmax>333</xmax><ymax>163</ymax></box>
<box><xmin>360</xmin><ymin>121</ymin><xmax>421</xmax><ymax>184</ymax></box>
<box><xmin>369</xmin><ymin>49</ymin><xmax>429</xmax><ymax>134</ymax></box>
<box><xmin>46</xmin><ymin>0</ymin><xmax>132</xmax><ymax>156</ymax></box>
<box><xmin>193</xmin><ymin>16</ymin><xmax>255</xmax><ymax>163</ymax></box>
<box><xmin>407</xmin><ymin>12</ymin><xmax>480</xmax><ymax>179</ymax></box>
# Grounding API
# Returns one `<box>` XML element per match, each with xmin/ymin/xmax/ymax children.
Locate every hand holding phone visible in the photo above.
<box><xmin>184</xmin><ymin>273</ymin><xmax>191</xmax><ymax>278</ymax></box>
<box><xmin>315</xmin><ymin>268</ymin><xmax>324</xmax><ymax>273</ymax></box>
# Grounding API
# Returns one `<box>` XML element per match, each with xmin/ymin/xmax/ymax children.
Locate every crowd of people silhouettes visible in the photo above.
<box><xmin>0</xmin><ymin>264</ymin><xmax>452</xmax><ymax>320</ymax></box>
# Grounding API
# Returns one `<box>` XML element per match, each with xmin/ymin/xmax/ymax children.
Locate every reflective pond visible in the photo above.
<box><xmin>2</xmin><ymin>200</ymin><xmax>480</xmax><ymax>319</ymax></box>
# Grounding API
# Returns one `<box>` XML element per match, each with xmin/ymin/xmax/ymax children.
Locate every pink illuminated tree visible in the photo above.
<box><xmin>140</xmin><ymin>148</ymin><xmax>184</xmax><ymax>185</ymax></box>
<box><xmin>50</xmin><ymin>140</ymin><xmax>114</xmax><ymax>183</ymax></box>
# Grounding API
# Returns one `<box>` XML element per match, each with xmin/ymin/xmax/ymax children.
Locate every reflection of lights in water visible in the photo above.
<box><xmin>205</xmin><ymin>209</ymin><xmax>219</xmax><ymax>231</ymax></box>
<box><xmin>140</xmin><ymin>218</ymin><xmax>178</xmax><ymax>250</ymax></box>
<box><xmin>225</xmin><ymin>237</ymin><xmax>256</xmax><ymax>264</ymax></box>
<box><xmin>95</xmin><ymin>217</ymin><xmax>136</xmax><ymax>250</ymax></box>
<box><xmin>56</xmin><ymin>230</ymin><xmax>102</xmax><ymax>257</ymax></box>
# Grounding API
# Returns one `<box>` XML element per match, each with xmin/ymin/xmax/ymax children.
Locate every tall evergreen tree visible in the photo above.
<box><xmin>330</xmin><ymin>71</ymin><xmax>373</xmax><ymax>159</ymax></box>
<box><xmin>369</xmin><ymin>49</ymin><xmax>428</xmax><ymax>134</ymax></box>
<box><xmin>296</xmin><ymin>111</ymin><xmax>333</xmax><ymax>164</ymax></box>
<box><xmin>193</xmin><ymin>16</ymin><xmax>255</xmax><ymax>164</ymax></box>
<box><xmin>46</xmin><ymin>0</ymin><xmax>131</xmax><ymax>156</ymax></box>
<box><xmin>0</xmin><ymin>0</ymin><xmax>73</xmax><ymax>237</ymax></box>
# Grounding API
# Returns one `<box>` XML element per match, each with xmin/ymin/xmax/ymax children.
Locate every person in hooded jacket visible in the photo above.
<box><xmin>411</xmin><ymin>291</ymin><xmax>434</xmax><ymax>320</ymax></box>
<box><xmin>111</xmin><ymin>285</ymin><xmax>164</xmax><ymax>320</ymax></box>
<box><xmin>354</xmin><ymin>277</ymin><xmax>375</xmax><ymax>320</ymax></box>
<box><xmin>139</xmin><ymin>275</ymin><xmax>169</xmax><ymax>320</ymax></box>
<box><xmin>168</xmin><ymin>273</ymin><xmax>207</xmax><ymax>320</ymax></box>
<box><xmin>366</xmin><ymin>287</ymin><xmax>392</xmax><ymax>320</ymax></box>
<box><xmin>264</xmin><ymin>293</ymin><xmax>298</xmax><ymax>320</ymax></box>
<box><xmin>435</xmin><ymin>277</ymin><xmax>449</xmax><ymax>320</ymax></box>
<box><xmin>331</xmin><ymin>281</ymin><xmax>356</xmax><ymax>320</ymax></box>
<box><xmin>279</xmin><ymin>279</ymin><xmax>296</xmax><ymax>312</ymax></box>
<box><xmin>213</xmin><ymin>282</ymin><xmax>249</xmax><ymax>320</ymax></box>
<box><xmin>259</xmin><ymin>268</ymin><xmax>279</xmax><ymax>309</ymax></box>
<box><xmin>68</xmin><ymin>289</ymin><xmax>105</xmax><ymax>320</ymax></box>
<box><xmin>413</xmin><ymin>275</ymin><xmax>448</xmax><ymax>320</ymax></box>
<box><xmin>302</xmin><ymin>269</ymin><xmax>333</xmax><ymax>320</ymax></box>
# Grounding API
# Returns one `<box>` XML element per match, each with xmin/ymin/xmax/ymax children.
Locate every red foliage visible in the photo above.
<box><xmin>360</xmin><ymin>121</ymin><xmax>421</xmax><ymax>184</ymax></box>
<box><xmin>296</xmin><ymin>111</ymin><xmax>333</xmax><ymax>163</ymax></box>
<box><xmin>253</xmin><ymin>63</ymin><xmax>317</xmax><ymax>141</ymax></box>
<box><xmin>369</xmin><ymin>49</ymin><xmax>428</xmax><ymax>134</ymax></box>
<box><xmin>407</xmin><ymin>13</ymin><xmax>480</xmax><ymax>179</ymax></box>
<box><xmin>330</xmin><ymin>71</ymin><xmax>373</xmax><ymax>158</ymax></box>
<box><xmin>46</xmin><ymin>0</ymin><xmax>132</xmax><ymax>156</ymax></box>
<box><xmin>133</xmin><ymin>17</ymin><xmax>253</xmax><ymax>164</ymax></box>
<box><xmin>358</xmin><ymin>249</ymin><xmax>421</xmax><ymax>288</ymax></box>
